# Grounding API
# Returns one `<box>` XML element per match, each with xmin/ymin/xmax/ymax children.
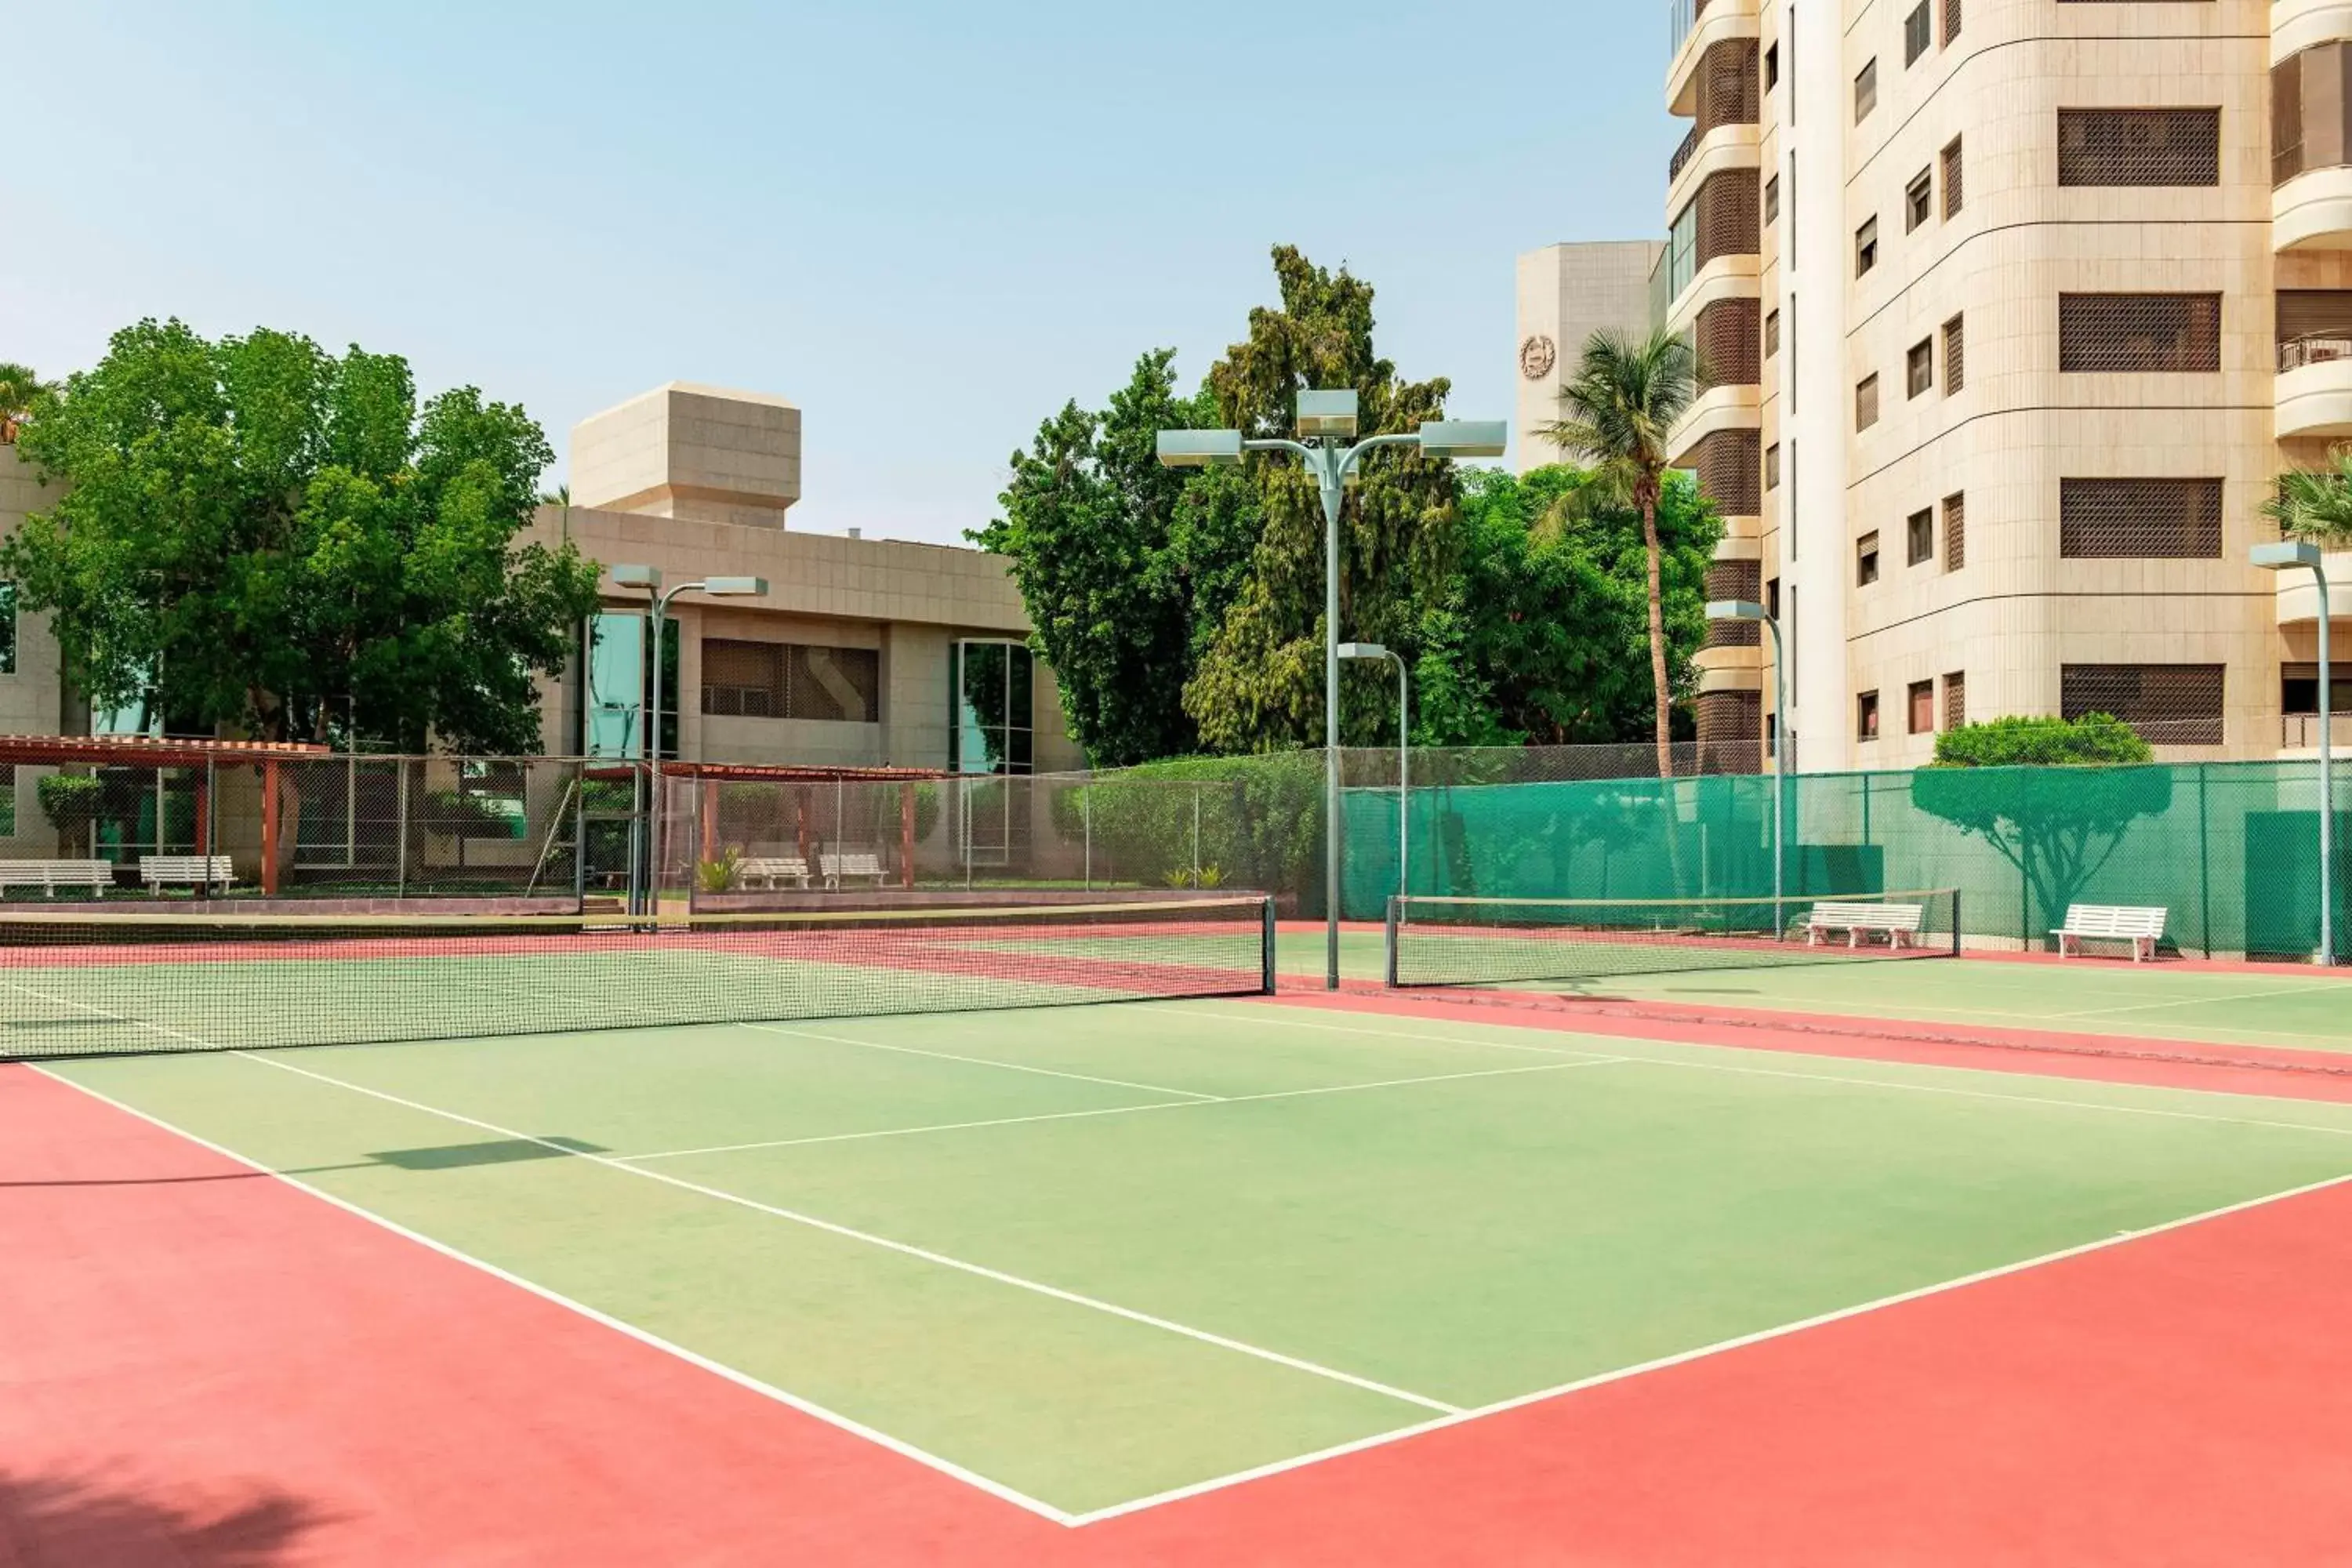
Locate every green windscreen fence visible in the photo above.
<box><xmin>1340</xmin><ymin>761</ymin><xmax>2351</xmax><ymax>962</ymax></box>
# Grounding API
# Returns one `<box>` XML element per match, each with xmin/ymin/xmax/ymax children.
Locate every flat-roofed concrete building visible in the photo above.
<box><xmin>1665</xmin><ymin>0</ymin><xmax>2345</xmax><ymax>769</ymax></box>
<box><xmin>1515</xmin><ymin>241</ymin><xmax>1668</xmax><ymax>472</ymax></box>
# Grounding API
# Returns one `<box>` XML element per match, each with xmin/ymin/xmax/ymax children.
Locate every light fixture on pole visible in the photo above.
<box><xmin>1338</xmin><ymin>642</ymin><xmax>1410</xmax><ymax>907</ymax></box>
<box><xmin>1705</xmin><ymin>599</ymin><xmax>1789</xmax><ymax>935</ymax></box>
<box><xmin>629</xmin><ymin>572</ymin><xmax>770</xmax><ymax>916</ymax></box>
<box><xmin>1160</xmin><ymin>391</ymin><xmax>1504</xmax><ymax>989</ymax></box>
<box><xmin>2253</xmin><ymin>539</ymin><xmax>2335</xmax><ymax>965</ymax></box>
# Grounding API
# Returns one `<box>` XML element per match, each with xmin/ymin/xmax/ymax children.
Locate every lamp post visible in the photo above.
<box><xmin>609</xmin><ymin>568</ymin><xmax>768</xmax><ymax>916</ymax></box>
<box><xmin>1160</xmin><ymin>392</ymin><xmax>1504</xmax><ymax>989</ymax></box>
<box><xmin>2254</xmin><ymin>540</ymin><xmax>2334</xmax><ymax>965</ymax></box>
<box><xmin>1705</xmin><ymin>600</ymin><xmax>1788</xmax><ymax>933</ymax></box>
<box><xmin>1338</xmin><ymin>642</ymin><xmax>1410</xmax><ymax>907</ymax></box>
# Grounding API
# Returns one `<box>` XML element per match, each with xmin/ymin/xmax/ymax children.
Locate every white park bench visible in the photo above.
<box><xmin>2053</xmin><ymin>904</ymin><xmax>2167</xmax><ymax>964</ymax></box>
<box><xmin>0</xmin><ymin>860</ymin><xmax>114</xmax><ymax>898</ymax></box>
<box><xmin>820</xmin><ymin>850</ymin><xmax>887</xmax><ymax>890</ymax></box>
<box><xmin>1805</xmin><ymin>901</ymin><xmax>1926</xmax><ymax>949</ymax></box>
<box><xmin>736</xmin><ymin>856</ymin><xmax>811</xmax><ymax>891</ymax></box>
<box><xmin>139</xmin><ymin>855</ymin><xmax>236</xmax><ymax>895</ymax></box>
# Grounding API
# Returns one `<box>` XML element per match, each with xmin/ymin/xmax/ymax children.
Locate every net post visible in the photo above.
<box><xmin>1261</xmin><ymin>895</ymin><xmax>1278</xmax><ymax>994</ymax></box>
<box><xmin>1950</xmin><ymin>887</ymin><xmax>1962</xmax><ymax>958</ymax></box>
<box><xmin>1384</xmin><ymin>895</ymin><xmax>1400</xmax><ymax>988</ymax></box>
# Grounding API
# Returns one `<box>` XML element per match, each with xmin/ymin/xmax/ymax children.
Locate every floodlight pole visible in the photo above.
<box><xmin>1763</xmin><ymin>614</ymin><xmax>1788</xmax><ymax>934</ymax></box>
<box><xmin>1249</xmin><ymin>433</ymin><xmax>1420</xmax><ymax>990</ymax></box>
<box><xmin>2255</xmin><ymin>543</ymin><xmax>2335</xmax><ymax>965</ymax></box>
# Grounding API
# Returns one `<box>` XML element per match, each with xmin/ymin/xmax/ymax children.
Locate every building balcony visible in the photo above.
<box><xmin>2282</xmin><ymin>713</ymin><xmax>2352</xmax><ymax>753</ymax></box>
<box><xmin>1666</xmin><ymin>122</ymin><xmax>1762</xmax><ymax>223</ymax></box>
<box><xmin>1667</xmin><ymin>0</ymin><xmax>1759</xmax><ymax>118</ymax></box>
<box><xmin>1668</xmin><ymin>384</ymin><xmax>1762</xmax><ymax>471</ymax></box>
<box><xmin>2275</xmin><ymin>163</ymin><xmax>2352</xmax><ymax>252</ymax></box>
<box><xmin>2278</xmin><ymin>338</ymin><xmax>2352</xmax><ymax>437</ymax></box>
<box><xmin>2271</xmin><ymin>547</ymin><xmax>2352</xmax><ymax>625</ymax></box>
<box><xmin>2274</xmin><ymin>0</ymin><xmax>2352</xmax><ymax>67</ymax></box>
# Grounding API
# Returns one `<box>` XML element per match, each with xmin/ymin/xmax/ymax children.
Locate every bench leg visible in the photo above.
<box><xmin>2135</xmin><ymin>937</ymin><xmax>2152</xmax><ymax>964</ymax></box>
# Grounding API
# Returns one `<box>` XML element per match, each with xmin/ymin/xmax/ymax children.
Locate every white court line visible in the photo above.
<box><xmin>2053</xmin><ymin>982</ymin><xmax>2347</xmax><ymax>1022</ymax></box>
<box><xmin>228</xmin><ymin>1048</ymin><xmax>1462</xmax><ymax>1417</ymax></box>
<box><xmin>616</xmin><ymin>1057</ymin><xmax>1629</xmax><ymax>1163</ymax></box>
<box><xmin>1172</xmin><ymin>1004</ymin><xmax>2352</xmax><ymax>1142</ymax></box>
<box><xmin>27</xmin><ymin>1062</ymin><xmax>1080</xmax><ymax>1528</ymax></box>
<box><xmin>1555</xmin><ymin>985</ymin><xmax>2352</xmax><ymax>1048</ymax></box>
<box><xmin>742</xmin><ymin>1022</ymin><xmax>1221</xmax><ymax>1101</ymax></box>
<box><xmin>1065</xmin><ymin>1163</ymin><xmax>2352</xmax><ymax>1526</ymax></box>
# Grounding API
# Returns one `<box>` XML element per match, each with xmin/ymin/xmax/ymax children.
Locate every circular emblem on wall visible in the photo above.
<box><xmin>1519</xmin><ymin>334</ymin><xmax>1557</xmax><ymax>382</ymax></box>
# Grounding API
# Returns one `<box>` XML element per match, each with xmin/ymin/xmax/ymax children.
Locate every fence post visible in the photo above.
<box><xmin>395</xmin><ymin>757</ymin><xmax>410</xmax><ymax>901</ymax></box>
<box><xmin>572</xmin><ymin>760</ymin><xmax>587</xmax><ymax>911</ymax></box>
<box><xmin>2197</xmin><ymin>762</ymin><xmax>2212</xmax><ymax>959</ymax></box>
<box><xmin>1192</xmin><ymin>783</ymin><xmax>1202</xmax><ymax>887</ymax></box>
<box><xmin>1083</xmin><ymin>783</ymin><xmax>1093</xmax><ymax>892</ymax></box>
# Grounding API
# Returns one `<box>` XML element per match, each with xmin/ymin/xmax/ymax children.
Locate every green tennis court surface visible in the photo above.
<box><xmin>46</xmin><ymin>996</ymin><xmax>2352</xmax><ymax>1518</ymax></box>
<box><xmin>1274</xmin><ymin>927</ymin><xmax>2352</xmax><ymax>1056</ymax></box>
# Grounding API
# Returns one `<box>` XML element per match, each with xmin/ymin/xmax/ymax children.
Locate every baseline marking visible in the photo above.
<box><xmin>1065</xmin><ymin>1164</ymin><xmax>2352</xmax><ymax>1526</ymax></box>
<box><xmin>1181</xmin><ymin>1004</ymin><xmax>2352</xmax><ymax>1142</ymax></box>
<box><xmin>28</xmin><ymin>1063</ymin><xmax>1080</xmax><ymax>1527</ymax></box>
<box><xmin>617</xmin><ymin>1056</ymin><xmax>1628</xmax><ymax>1163</ymax></box>
<box><xmin>228</xmin><ymin>1049</ymin><xmax>1463</xmax><ymax>1417</ymax></box>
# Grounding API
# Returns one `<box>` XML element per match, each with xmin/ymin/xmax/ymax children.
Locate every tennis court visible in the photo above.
<box><xmin>14</xmin><ymin>895</ymin><xmax>2352</xmax><ymax>1561</ymax></box>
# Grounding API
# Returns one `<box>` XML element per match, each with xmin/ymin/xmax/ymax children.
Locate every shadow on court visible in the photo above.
<box><xmin>0</xmin><ymin>1465</ymin><xmax>339</xmax><ymax>1567</ymax></box>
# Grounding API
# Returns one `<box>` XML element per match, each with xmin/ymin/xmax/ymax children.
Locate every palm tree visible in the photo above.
<box><xmin>1539</xmin><ymin>328</ymin><xmax>1700</xmax><ymax>779</ymax></box>
<box><xmin>2264</xmin><ymin>448</ymin><xmax>2352</xmax><ymax>546</ymax></box>
<box><xmin>0</xmin><ymin>363</ymin><xmax>43</xmax><ymax>444</ymax></box>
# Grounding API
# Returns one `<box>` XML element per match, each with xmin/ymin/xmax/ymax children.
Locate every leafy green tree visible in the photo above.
<box><xmin>2264</xmin><ymin>448</ymin><xmax>2352</xmax><ymax>546</ymax></box>
<box><xmin>0</xmin><ymin>363</ymin><xmax>45</xmax><ymax>441</ymax></box>
<box><xmin>1182</xmin><ymin>247</ymin><xmax>1460</xmax><ymax>753</ymax></box>
<box><xmin>5</xmin><ymin>319</ymin><xmax>601</xmax><ymax>751</ymax></box>
<box><xmin>1912</xmin><ymin>714</ymin><xmax>2169</xmax><ymax>931</ymax></box>
<box><xmin>1423</xmin><ymin>465</ymin><xmax>1719</xmax><ymax>746</ymax></box>
<box><xmin>1538</xmin><ymin>328</ymin><xmax>1701</xmax><ymax>777</ymax></box>
<box><xmin>977</xmin><ymin>350</ymin><xmax>1261</xmax><ymax>766</ymax></box>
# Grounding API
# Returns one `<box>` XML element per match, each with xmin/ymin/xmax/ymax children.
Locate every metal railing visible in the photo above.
<box><xmin>1668</xmin><ymin>0</ymin><xmax>1715</xmax><ymax>60</ymax></box>
<box><xmin>1670</xmin><ymin>125</ymin><xmax>1700</xmax><ymax>182</ymax></box>
<box><xmin>2280</xmin><ymin>335</ymin><xmax>2352</xmax><ymax>372</ymax></box>
<box><xmin>2283</xmin><ymin>713</ymin><xmax>2352</xmax><ymax>750</ymax></box>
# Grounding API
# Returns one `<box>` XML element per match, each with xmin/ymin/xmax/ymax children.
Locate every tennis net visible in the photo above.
<box><xmin>0</xmin><ymin>896</ymin><xmax>1276</xmax><ymax>1060</ymax></box>
<box><xmin>1386</xmin><ymin>890</ymin><xmax>1962</xmax><ymax>989</ymax></box>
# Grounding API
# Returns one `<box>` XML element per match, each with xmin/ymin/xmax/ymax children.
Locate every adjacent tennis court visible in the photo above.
<box><xmin>15</xmin><ymin>896</ymin><xmax>2352</xmax><ymax>1560</ymax></box>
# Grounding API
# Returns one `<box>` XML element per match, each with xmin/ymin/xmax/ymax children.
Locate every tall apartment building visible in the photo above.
<box><xmin>1664</xmin><ymin>0</ymin><xmax>2342</xmax><ymax>771</ymax></box>
<box><xmin>1515</xmin><ymin>241</ymin><xmax>1668</xmax><ymax>472</ymax></box>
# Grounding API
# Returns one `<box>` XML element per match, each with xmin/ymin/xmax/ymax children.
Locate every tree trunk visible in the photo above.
<box><xmin>1643</xmin><ymin>492</ymin><xmax>1671</xmax><ymax>779</ymax></box>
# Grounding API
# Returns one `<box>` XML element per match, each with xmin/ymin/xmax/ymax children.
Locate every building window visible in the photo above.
<box><xmin>1764</xmin><ymin>172</ymin><xmax>1780</xmax><ymax>223</ymax></box>
<box><xmin>1943</xmin><ymin>492</ymin><xmax>1967</xmax><ymax>570</ymax></box>
<box><xmin>582</xmin><ymin>610</ymin><xmax>678</xmax><ymax>760</ymax></box>
<box><xmin>1766</xmin><ymin>576</ymin><xmax>1780</xmax><ymax>618</ymax></box>
<box><xmin>1944</xmin><ymin>670</ymin><xmax>1966</xmax><ymax>730</ymax></box>
<box><xmin>2062</xmin><ymin>663</ymin><xmax>2225</xmax><ymax>747</ymax></box>
<box><xmin>1906</xmin><ymin>168</ymin><xmax>1933</xmax><ymax>230</ymax></box>
<box><xmin>1856</xmin><ymin>373</ymin><xmax>1880</xmax><ymax>430</ymax></box>
<box><xmin>2059</xmin><ymin>108</ymin><xmax>2220</xmax><ymax>188</ymax></box>
<box><xmin>1905</xmin><ymin>2</ymin><xmax>1932</xmax><ymax>66</ymax></box>
<box><xmin>1858</xmin><ymin>690</ymin><xmax>1882</xmax><ymax>742</ymax></box>
<box><xmin>1942</xmin><ymin>136</ymin><xmax>1965</xmax><ymax>216</ymax></box>
<box><xmin>951</xmin><ymin>641</ymin><xmax>1036</xmax><ymax>774</ymax></box>
<box><xmin>1766</xmin><ymin>42</ymin><xmax>1779</xmax><ymax>91</ymax></box>
<box><xmin>1693</xmin><ymin>428</ymin><xmax>1763</xmax><ymax>515</ymax></box>
<box><xmin>1704</xmin><ymin>560</ymin><xmax>1764</xmax><ymax>648</ymax></box>
<box><xmin>2058</xmin><ymin>478</ymin><xmax>2224</xmax><ymax>559</ymax></box>
<box><xmin>1907</xmin><ymin>507</ymin><xmax>1934</xmax><ymax>565</ymax></box>
<box><xmin>1765</xmin><ymin>308</ymin><xmax>1780</xmax><ymax>358</ymax></box>
<box><xmin>1696</xmin><ymin>297</ymin><xmax>1762</xmax><ymax>390</ymax></box>
<box><xmin>2060</xmin><ymin>293</ymin><xmax>2222</xmax><ymax>372</ymax></box>
<box><xmin>1856</xmin><ymin>59</ymin><xmax>1878</xmax><ymax>122</ymax></box>
<box><xmin>1856</xmin><ymin>216</ymin><xmax>1879</xmax><ymax>277</ymax></box>
<box><xmin>1942</xmin><ymin>0</ymin><xmax>1962</xmax><ymax>46</ymax></box>
<box><xmin>702</xmin><ymin>638</ymin><xmax>880</xmax><ymax>723</ymax></box>
<box><xmin>1857</xmin><ymin>531</ymin><xmax>1882</xmax><ymax>586</ymax></box>
<box><xmin>2282</xmin><ymin>662</ymin><xmax>2352</xmax><ymax>718</ymax></box>
<box><xmin>1765</xmin><ymin>442</ymin><xmax>1781</xmax><ymax>490</ymax></box>
<box><xmin>0</xmin><ymin>776</ymin><xmax>14</xmax><ymax>838</ymax></box>
<box><xmin>1907</xmin><ymin>338</ymin><xmax>1934</xmax><ymax>398</ymax></box>
<box><xmin>1943</xmin><ymin>314</ymin><xmax>1965</xmax><ymax>392</ymax></box>
<box><xmin>1909</xmin><ymin>680</ymin><xmax>1936</xmax><ymax>735</ymax></box>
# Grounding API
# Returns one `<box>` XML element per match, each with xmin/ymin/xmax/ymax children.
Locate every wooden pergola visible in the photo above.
<box><xmin>0</xmin><ymin>734</ymin><xmax>334</xmax><ymax>895</ymax></box>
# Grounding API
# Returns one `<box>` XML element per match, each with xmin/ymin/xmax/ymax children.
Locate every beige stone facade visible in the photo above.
<box><xmin>1515</xmin><ymin>241</ymin><xmax>1667</xmax><ymax>471</ymax></box>
<box><xmin>1665</xmin><ymin>0</ymin><xmax>2329</xmax><ymax>770</ymax></box>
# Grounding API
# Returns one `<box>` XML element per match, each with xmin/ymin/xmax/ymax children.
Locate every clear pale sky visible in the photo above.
<box><xmin>2</xmin><ymin>2</ymin><xmax>1675</xmax><ymax>543</ymax></box>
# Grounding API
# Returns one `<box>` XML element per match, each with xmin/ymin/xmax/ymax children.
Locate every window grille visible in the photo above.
<box><xmin>1907</xmin><ymin>507</ymin><xmax>1934</xmax><ymax>564</ymax></box>
<box><xmin>1941</xmin><ymin>0</ymin><xmax>1961</xmax><ymax>45</ymax></box>
<box><xmin>2057</xmin><ymin>109</ymin><xmax>2220</xmax><ymax>187</ymax></box>
<box><xmin>1692</xmin><ymin>428</ymin><xmax>1762</xmax><ymax>516</ymax></box>
<box><xmin>2058</xmin><ymin>478</ymin><xmax>2223</xmax><ymax>558</ymax></box>
<box><xmin>1704</xmin><ymin>560</ymin><xmax>1763</xmax><ymax>647</ymax></box>
<box><xmin>1765</xmin><ymin>173</ymin><xmax>1780</xmax><ymax>223</ymax></box>
<box><xmin>1697</xmin><ymin>690</ymin><xmax>1764</xmax><ymax>773</ymax></box>
<box><xmin>1943</xmin><ymin>492</ymin><xmax>1967</xmax><ymax>570</ymax></box>
<box><xmin>1906</xmin><ymin>169</ymin><xmax>1933</xmax><ymax>230</ymax></box>
<box><xmin>1696</xmin><ymin>297</ymin><xmax>1762</xmax><ymax>390</ymax></box>
<box><xmin>1856</xmin><ymin>373</ymin><xmax>1880</xmax><ymax>430</ymax></box>
<box><xmin>1697</xmin><ymin>39</ymin><xmax>1762</xmax><ymax>134</ymax></box>
<box><xmin>2059</xmin><ymin>294</ymin><xmax>2221</xmax><ymax>372</ymax></box>
<box><xmin>2062</xmin><ymin>664</ymin><xmax>2225</xmax><ymax>746</ymax></box>
<box><xmin>1908</xmin><ymin>680</ymin><xmax>1936</xmax><ymax>735</ymax></box>
<box><xmin>1943</xmin><ymin>671</ymin><xmax>1965</xmax><ymax>731</ymax></box>
<box><xmin>1765</xmin><ymin>308</ymin><xmax>1780</xmax><ymax>357</ymax></box>
<box><xmin>1856</xmin><ymin>216</ymin><xmax>1879</xmax><ymax>276</ymax></box>
<box><xmin>1857</xmin><ymin>531</ymin><xmax>1882</xmax><ymax>586</ymax></box>
<box><xmin>1942</xmin><ymin>136</ymin><xmax>1964</xmax><ymax>216</ymax></box>
<box><xmin>1943</xmin><ymin>314</ymin><xmax>1965</xmax><ymax>392</ymax></box>
<box><xmin>1685</xmin><ymin>169</ymin><xmax>1761</xmax><ymax>267</ymax></box>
